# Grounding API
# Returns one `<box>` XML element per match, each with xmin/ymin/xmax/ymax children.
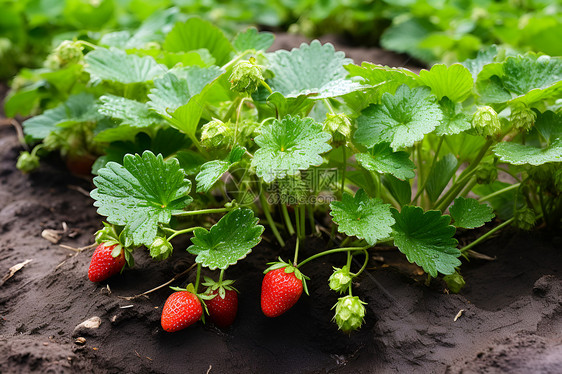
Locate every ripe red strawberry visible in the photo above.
<box><xmin>261</xmin><ymin>263</ymin><xmax>309</xmax><ymax>318</ymax></box>
<box><xmin>206</xmin><ymin>288</ymin><xmax>238</xmax><ymax>328</ymax></box>
<box><xmin>161</xmin><ymin>291</ymin><xmax>203</xmax><ymax>332</ymax></box>
<box><xmin>88</xmin><ymin>243</ymin><xmax>126</xmax><ymax>282</ymax></box>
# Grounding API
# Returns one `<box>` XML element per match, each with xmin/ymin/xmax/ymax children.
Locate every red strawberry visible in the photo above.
<box><xmin>206</xmin><ymin>288</ymin><xmax>238</xmax><ymax>328</ymax></box>
<box><xmin>88</xmin><ymin>243</ymin><xmax>126</xmax><ymax>282</ymax></box>
<box><xmin>161</xmin><ymin>291</ymin><xmax>203</xmax><ymax>332</ymax></box>
<box><xmin>261</xmin><ymin>263</ymin><xmax>308</xmax><ymax>318</ymax></box>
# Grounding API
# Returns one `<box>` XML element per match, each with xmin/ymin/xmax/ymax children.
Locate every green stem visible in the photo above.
<box><xmin>308</xmin><ymin>205</ymin><xmax>318</xmax><ymax>235</ymax></box>
<box><xmin>351</xmin><ymin>249</ymin><xmax>369</xmax><ymax>277</ymax></box>
<box><xmin>295</xmin><ymin>206</ymin><xmax>301</xmax><ymax>240</ymax></box>
<box><xmin>341</xmin><ymin>147</ymin><xmax>347</xmax><ymax>198</ymax></box>
<box><xmin>232</xmin><ymin>97</ymin><xmax>248</xmax><ymax>148</ymax></box>
<box><xmin>261</xmin><ymin>80</ymin><xmax>273</xmax><ymax>94</ymax></box>
<box><xmin>478</xmin><ymin>183</ymin><xmax>521</xmax><ymax>202</ymax></box>
<box><xmin>194</xmin><ymin>264</ymin><xmax>202</xmax><ymax>293</ymax></box>
<box><xmin>323</xmin><ymin>98</ymin><xmax>336</xmax><ymax>114</ymax></box>
<box><xmin>166</xmin><ymin>226</ymin><xmax>201</xmax><ymax>241</ymax></box>
<box><xmin>259</xmin><ymin>192</ymin><xmax>285</xmax><ymax>247</ymax></box>
<box><xmin>459</xmin><ymin>176</ymin><xmax>478</xmax><ymax>198</ymax></box>
<box><xmin>413</xmin><ymin>136</ymin><xmax>444</xmax><ymax>204</ymax></box>
<box><xmin>299</xmin><ymin>205</ymin><xmax>306</xmax><ymax>238</ymax></box>
<box><xmin>460</xmin><ymin>217</ymin><xmax>515</xmax><ymax>253</ymax></box>
<box><xmin>340</xmin><ymin>236</ymin><xmax>351</xmax><ymax>247</ymax></box>
<box><xmin>297</xmin><ymin>246</ymin><xmax>370</xmax><ymax>268</ymax></box>
<box><xmin>174</xmin><ymin>207</ymin><xmax>234</xmax><ymax>217</ymax></box>
<box><xmin>76</xmin><ymin>40</ymin><xmax>98</xmax><ymax>50</ymax></box>
<box><xmin>434</xmin><ymin>167</ymin><xmax>479</xmax><ymax>212</ymax></box>
<box><xmin>219</xmin><ymin>269</ymin><xmax>224</xmax><ymax>284</ymax></box>
<box><xmin>221</xmin><ymin>51</ymin><xmax>252</xmax><ymax>70</ymax></box>
<box><xmin>346</xmin><ymin>251</ymin><xmax>352</xmax><ymax>268</ymax></box>
<box><xmin>293</xmin><ymin>237</ymin><xmax>300</xmax><ymax>266</ymax></box>
<box><xmin>281</xmin><ymin>204</ymin><xmax>295</xmax><ymax>236</ymax></box>
<box><xmin>224</xmin><ymin>96</ymin><xmax>242</xmax><ymax>123</ymax></box>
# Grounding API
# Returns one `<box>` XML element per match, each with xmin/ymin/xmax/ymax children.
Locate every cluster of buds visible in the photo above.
<box><xmin>323</xmin><ymin>113</ymin><xmax>351</xmax><ymax>147</ymax></box>
<box><xmin>229</xmin><ymin>58</ymin><xmax>264</xmax><ymax>94</ymax></box>
<box><xmin>332</xmin><ymin>295</ymin><xmax>366</xmax><ymax>333</ymax></box>
<box><xmin>200</xmin><ymin>118</ymin><xmax>233</xmax><ymax>149</ymax></box>
<box><xmin>16</xmin><ymin>151</ymin><xmax>40</xmax><ymax>173</ymax></box>
<box><xmin>510</xmin><ymin>104</ymin><xmax>536</xmax><ymax>132</ymax></box>
<box><xmin>472</xmin><ymin>106</ymin><xmax>502</xmax><ymax>138</ymax></box>
<box><xmin>45</xmin><ymin>40</ymin><xmax>84</xmax><ymax>70</ymax></box>
<box><xmin>149</xmin><ymin>236</ymin><xmax>174</xmax><ymax>261</ymax></box>
<box><xmin>514</xmin><ymin>205</ymin><xmax>536</xmax><ymax>231</ymax></box>
<box><xmin>328</xmin><ymin>266</ymin><xmax>353</xmax><ymax>294</ymax></box>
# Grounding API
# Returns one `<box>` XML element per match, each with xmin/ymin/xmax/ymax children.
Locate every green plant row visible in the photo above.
<box><xmin>6</xmin><ymin>16</ymin><xmax>561</xmax><ymax>332</ymax></box>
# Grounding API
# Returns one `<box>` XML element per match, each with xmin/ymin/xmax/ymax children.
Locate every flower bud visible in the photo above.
<box><xmin>443</xmin><ymin>271</ymin><xmax>465</xmax><ymax>294</ymax></box>
<box><xmin>514</xmin><ymin>205</ymin><xmax>536</xmax><ymax>231</ymax></box>
<box><xmin>510</xmin><ymin>104</ymin><xmax>536</xmax><ymax>132</ymax></box>
<box><xmin>229</xmin><ymin>59</ymin><xmax>264</xmax><ymax>94</ymax></box>
<box><xmin>328</xmin><ymin>266</ymin><xmax>353</xmax><ymax>294</ymax></box>
<box><xmin>45</xmin><ymin>40</ymin><xmax>83</xmax><ymax>70</ymax></box>
<box><xmin>16</xmin><ymin>151</ymin><xmax>40</xmax><ymax>173</ymax></box>
<box><xmin>149</xmin><ymin>236</ymin><xmax>173</xmax><ymax>261</ymax></box>
<box><xmin>332</xmin><ymin>295</ymin><xmax>366</xmax><ymax>333</ymax></box>
<box><xmin>200</xmin><ymin>118</ymin><xmax>232</xmax><ymax>149</ymax></box>
<box><xmin>472</xmin><ymin>106</ymin><xmax>501</xmax><ymax>138</ymax></box>
<box><xmin>324</xmin><ymin>113</ymin><xmax>351</xmax><ymax>147</ymax></box>
<box><xmin>475</xmin><ymin>162</ymin><xmax>498</xmax><ymax>184</ymax></box>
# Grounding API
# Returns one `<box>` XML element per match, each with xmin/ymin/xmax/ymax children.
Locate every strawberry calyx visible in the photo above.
<box><xmin>201</xmin><ymin>276</ymin><xmax>239</xmax><ymax>300</ymax></box>
<box><xmin>94</xmin><ymin>222</ymin><xmax>134</xmax><ymax>268</ymax></box>
<box><xmin>264</xmin><ymin>257</ymin><xmax>310</xmax><ymax>296</ymax></box>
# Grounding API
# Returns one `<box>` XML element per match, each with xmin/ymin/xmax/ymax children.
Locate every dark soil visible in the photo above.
<box><xmin>1</xmin><ymin>39</ymin><xmax>562</xmax><ymax>374</ymax></box>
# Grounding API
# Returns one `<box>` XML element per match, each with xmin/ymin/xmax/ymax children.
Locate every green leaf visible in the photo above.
<box><xmin>462</xmin><ymin>45</ymin><xmax>498</xmax><ymax>81</ymax></box>
<box><xmin>417</xmin><ymin>63</ymin><xmax>473</xmax><ymax>103</ymax></box>
<box><xmin>435</xmin><ymin>97</ymin><xmax>472</xmax><ymax>136</ymax></box>
<box><xmin>187</xmin><ymin>208</ymin><xmax>264</xmax><ymax>270</ymax></box>
<box><xmin>535</xmin><ymin>111</ymin><xmax>562</xmax><ymax>144</ymax></box>
<box><xmin>195</xmin><ymin>146</ymin><xmax>246</xmax><ymax>193</ymax></box>
<box><xmin>473</xmin><ymin>181</ymin><xmax>521</xmax><ymax>220</ymax></box>
<box><xmin>381</xmin><ymin>175</ymin><xmax>411</xmax><ymax>206</ymax></box>
<box><xmin>233</xmin><ymin>27</ymin><xmax>274</xmax><ymax>52</ymax></box>
<box><xmin>355</xmin><ymin>85</ymin><xmax>442</xmax><ymax>151</ymax></box>
<box><xmin>502</xmin><ymin>54</ymin><xmax>562</xmax><ymax>96</ymax></box>
<box><xmin>22</xmin><ymin>93</ymin><xmax>101</xmax><ymax>140</ymax></box>
<box><xmin>330</xmin><ymin>189</ymin><xmax>395</xmax><ymax>246</ymax></box>
<box><xmin>449</xmin><ymin>197</ymin><xmax>494</xmax><ymax>229</ymax></box>
<box><xmin>252</xmin><ymin>115</ymin><xmax>332</xmax><ymax>183</ymax></box>
<box><xmin>148</xmin><ymin>72</ymin><xmax>190</xmax><ymax>115</ymax></box>
<box><xmin>163</xmin><ymin>18</ymin><xmax>234</xmax><ymax>66</ymax></box>
<box><xmin>380</xmin><ymin>17</ymin><xmax>436</xmax><ymax>63</ymax></box>
<box><xmin>91</xmin><ymin>151</ymin><xmax>193</xmax><ymax>247</ymax></box>
<box><xmin>345</xmin><ymin>62</ymin><xmax>418</xmax><ymax>89</ymax></box>
<box><xmin>493</xmin><ymin>139</ymin><xmax>562</xmax><ymax>166</ymax></box>
<box><xmin>85</xmin><ymin>47</ymin><xmax>165</xmax><ymax>84</ymax></box>
<box><xmin>392</xmin><ymin>206</ymin><xmax>461</xmax><ymax>277</ymax></box>
<box><xmin>98</xmin><ymin>95</ymin><xmax>161</xmax><ymax>128</ymax></box>
<box><xmin>425</xmin><ymin>154</ymin><xmax>459</xmax><ymax>202</ymax></box>
<box><xmin>267</xmin><ymin>40</ymin><xmax>364</xmax><ymax>99</ymax></box>
<box><xmin>356</xmin><ymin>143</ymin><xmax>415</xmax><ymax>180</ymax></box>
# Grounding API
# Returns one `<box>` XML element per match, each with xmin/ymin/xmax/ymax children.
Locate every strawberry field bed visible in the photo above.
<box><xmin>1</xmin><ymin>71</ymin><xmax>562</xmax><ymax>373</ymax></box>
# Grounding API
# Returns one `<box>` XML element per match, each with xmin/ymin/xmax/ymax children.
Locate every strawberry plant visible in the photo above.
<box><xmin>5</xmin><ymin>15</ymin><xmax>561</xmax><ymax>333</ymax></box>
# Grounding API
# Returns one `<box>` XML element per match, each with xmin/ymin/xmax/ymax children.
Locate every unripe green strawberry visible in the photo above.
<box><xmin>323</xmin><ymin>113</ymin><xmax>351</xmax><ymax>147</ymax></box>
<box><xmin>443</xmin><ymin>271</ymin><xmax>466</xmax><ymax>294</ymax></box>
<box><xmin>16</xmin><ymin>151</ymin><xmax>40</xmax><ymax>173</ymax></box>
<box><xmin>200</xmin><ymin>118</ymin><xmax>232</xmax><ymax>149</ymax></box>
<box><xmin>161</xmin><ymin>291</ymin><xmax>203</xmax><ymax>332</ymax></box>
<box><xmin>472</xmin><ymin>106</ymin><xmax>501</xmax><ymax>138</ymax></box>
<box><xmin>149</xmin><ymin>236</ymin><xmax>173</xmax><ymax>261</ymax></box>
<box><xmin>514</xmin><ymin>205</ymin><xmax>536</xmax><ymax>231</ymax></box>
<box><xmin>328</xmin><ymin>266</ymin><xmax>353</xmax><ymax>294</ymax></box>
<box><xmin>45</xmin><ymin>40</ymin><xmax>83</xmax><ymax>70</ymax></box>
<box><xmin>229</xmin><ymin>59</ymin><xmax>264</xmax><ymax>94</ymax></box>
<box><xmin>332</xmin><ymin>295</ymin><xmax>366</xmax><ymax>333</ymax></box>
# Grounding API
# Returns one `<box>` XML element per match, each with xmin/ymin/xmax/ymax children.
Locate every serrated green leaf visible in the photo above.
<box><xmin>163</xmin><ymin>18</ymin><xmax>234</xmax><ymax>66</ymax></box>
<box><xmin>196</xmin><ymin>146</ymin><xmax>245</xmax><ymax>193</ymax></box>
<box><xmin>345</xmin><ymin>62</ymin><xmax>418</xmax><ymax>88</ymax></box>
<box><xmin>252</xmin><ymin>115</ymin><xmax>332</xmax><ymax>183</ymax></box>
<box><xmin>493</xmin><ymin>139</ymin><xmax>562</xmax><ymax>166</ymax></box>
<box><xmin>473</xmin><ymin>181</ymin><xmax>521</xmax><ymax>220</ymax></box>
<box><xmin>148</xmin><ymin>73</ymin><xmax>190</xmax><ymax>115</ymax></box>
<box><xmin>425</xmin><ymin>154</ymin><xmax>459</xmax><ymax>202</ymax></box>
<box><xmin>85</xmin><ymin>47</ymin><xmax>165</xmax><ymax>84</ymax></box>
<box><xmin>435</xmin><ymin>97</ymin><xmax>472</xmax><ymax>136</ymax></box>
<box><xmin>450</xmin><ymin>197</ymin><xmax>494</xmax><ymax>229</ymax></box>
<box><xmin>381</xmin><ymin>174</ymin><xmax>411</xmax><ymax>206</ymax></box>
<box><xmin>233</xmin><ymin>27</ymin><xmax>274</xmax><ymax>52</ymax></box>
<box><xmin>535</xmin><ymin>111</ymin><xmax>562</xmax><ymax>145</ymax></box>
<box><xmin>418</xmin><ymin>63</ymin><xmax>473</xmax><ymax>103</ymax></box>
<box><xmin>267</xmin><ymin>40</ymin><xmax>364</xmax><ymax>99</ymax></box>
<box><xmin>502</xmin><ymin>54</ymin><xmax>562</xmax><ymax>96</ymax></box>
<box><xmin>356</xmin><ymin>143</ymin><xmax>415</xmax><ymax>180</ymax></box>
<box><xmin>355</xmin><ymin>85</ymin><xmax>442</xmax><ymax>151</ymax></box>
<box><xmin>330</xmin><ymin>189</ymin><xmax>395</xmax><ymax>246</ymax></box>
<box><xmin>22</xmin><ymin>93</ymin><xmax>101</xmax><ymax>140</ymax></box>
<box><xmin>462</xmin><ymin>45</ymin><xmax>498</xmax><ymax>81</ymax></box>
<box><xmin>392</xmin><ymin>206</ymin><xmax>461</xmax><ymax>277</ymax></box>
<box><xmin>99</xmin><ymin>95</ymin><xmax>161</xmax><ymax>128</ymax></box>
<box><xmin>187</xmin><ymin>208</ymin><xmax>264</xmax><ymax>270</ymax></box>
<box><xmin>91</xmin><ymin>151</ymin><xmax>193</xmax><ymax>247</ymax></box>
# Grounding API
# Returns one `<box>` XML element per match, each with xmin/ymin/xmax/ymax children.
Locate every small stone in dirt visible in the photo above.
<box><xmin>72</xmin><ymin>316</ymin><xmax>101</xmax><ymax>337</ymax></box>
<box><xmin>75</xmin><ymin>337</ymin><xmax>86</xmax><ymax>345</ymax></box>
<box><xmin>532</xmin><ymin>275</ymin><xmax>553</xmax><ymax>297</ymax></box>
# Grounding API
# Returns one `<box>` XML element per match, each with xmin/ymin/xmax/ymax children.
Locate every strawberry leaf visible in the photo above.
<box><xmin>355</xmin><ymin>143</ymin><xmax>415</xmax><ymax>180</ymax></box>
<box><xmin>252</xmin><ymin>115</ymin><xmax>331</xmax><ymax>183</ymax></box>
<box><xmin>462</xmin><ymin>45</ymin><xmax>498</xmax><ymax>81</ymax></box>
<box><xmin>163</xmin><ymin>18</ymin><xmax>234</xmax><ymax>66</ymax></box>
<box><xmin>187</xmin><ymin>208</ymin><xmax>264</xmax><ymax>270</ymax></box>
<box><xmin>354</xmin><ymin>85</ymin><xmax>442</xmax><ymax>151</ymax></box>
<box><xmin>435</xmin><ymin>97</ymin><xmax>472</xmax><ymax>136</ymax></box>
<box><xmin>493</xmin><ymin>139</ymin><xmax>562</xmax><ymax>166</ymax></box>
<box><xmin>449</xmin><ymin>197</ymin><xmax>494</xmax><ymax>229</ymax></box>
<box><xmin>91</xmin><ymin>151</ymin><xmax>193</xmax><ymax>247</ymax></box>
<box><xmin>330</xmin><ymin>189</ymin><xmax>395</xmax><ymax>246</ymax></box>
<box><xmin>425</xmin><ymin>154</ymin><xmax>459</xmax><ymax>202</ymax></box>
<box><xmin>98</xmin><ymin>95</ymin><xmax>161</xmax><ymax>128</ymax></box>
<box><xmin>85</xmin><ymin>47</ymin><xmax>165</xmax><ymax>84</ymax></box>
<box><xmin>418</xmin><ymin>63</ymin><xmax>473</xmax><ymax>103</ymax></box>
<box><xmin>233</xmin><ymin>27</ymin><xmax>274</xmax><ymax>52</ymax></box>
<box><xmin>392</xmin><ymin>206</ymin><xmax>461</xmax><ymax>277</ymax></box>
<box><xmin>196</xmin><ymin>146</ymin><xmax>246</xmax><ymax>193</ymax></box>
<box><xmin>267</xmin><ymin>40</ymin><xmax>364</xmax><ymax>99</ymax></box>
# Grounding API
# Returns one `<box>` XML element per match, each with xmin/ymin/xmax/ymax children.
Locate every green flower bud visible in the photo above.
<box><xmin>323</xmin><ymin>113</ymin><xmax>351</xmax><ymax>147</ymax></box>
<box><xmin>328</xmin><ymin>266</ymin><xmax>353</xmax><ymax>294</ymax></box>
<box><xmin>45</xmin><ymin>40</ymin><xmax>83</xmax><ymax>70</ymax></box>
<box><xmin>149</xmin><ymin>236</ymin><xmax>173</xmax><ymax>261</ymax></box>
<box><xmin>94</xmin><ymin>223</ymin><xmax>119</xmax><ymax>244</ymax></box>
<box><xmin>16</xmin><ymin>151</ymin><xmax>40</xmax><ymax>173</ymax></box>
<box><xmin>333</xmin><ymin>295</ymin><xmax>367</xmax><ymax>333</ymax></box>
<box><xmin>510</xmin><ymin>104</ymin><xmax>536</xmax><ymax>132</ymax></box>
<box><xmin>229</xmin><ymin>59</ymin><xmax>264</xmax><ymax>94</ymax></box>
<box><xmin>443</xmin><ymin>271</ymin><xmax>466</xmax><ymax>294</ymax></box>
<box><xmin>472</xmin><ymin>106</ymin><xmax>501</xmax><ymax>138</ymax></box>
<box><xmin>514</xmin><ymin>205</ymin><xmax>536</xmax><ymax>231</ymax></box>
<box><xmin>475</xmin><ymin>162</ymin><xmax>498</xmax><ymax>184</ymax></box>
<box><xmin>200</xmin><ymin>118</ymin><xmax>232</xmax><ymax>149</ymax></box>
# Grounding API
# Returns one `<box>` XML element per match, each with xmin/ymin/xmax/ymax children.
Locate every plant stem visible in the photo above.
<box><xmin>221</xmin><ymin>51</ymin><xmax>252</xmax><ymax>70</ymax></box>
<box><xmin>295</xmin><ymin>206</ymin><xmax>301</xmax><ymax>240</ymax></box>
<box><xmin>194</xmin><ymin>263</ymin><xmax>202</xmax><ymax>293</ymax></box>
<box><xmin>413</xmin><ymin>136</ymin><xmax>443</xmax><ymax>204</ymax></box>
<box><xmin>299</xmin><ymin>205</ymin><xmax>306</xmax><ymax>238</ymax></box>
<box><xmin>341</xmin><ymin>147</ymin><xmax>347</xmax><ymax>198</ymax></box>
<box><xmin>460</xmin><ymin>217</ymin><xmax>515</xmax><ymax>253</ymax></box>
<box><xmin>346</xmin><ymin>251</ymin><xmax>352</xmax><ymax>268</ymax></box>
<box><xmin>351</xmin><ymin>249</ymin><xmax>369</xmax><ymax>277</ymax></box>
<box><xmin>293</xmin><ymin>237</ymin><xmax>300</xmax><ymax>266</ymax></box>
<box><xmin>232</xmin><ymin>97</ymin><xmax>248</xmax><ymax>147</ymax></box>
<box><xmin>219</xmin><ymin>269</ymin><xmax>224</xmax><ymax>284</ymax></box>
<box><xmin>308</xmin><ymin>205</ymin><xmax>318</xmax><ymax>235</ymax></box>
<box><xmin>166</xmin><ymin>226</ymin><xmax>201</xmax><ymax>241</ymax></box>
<box><xmin>297</xmin><ymin>246</ymin><xmax>370</xmax><ymax>268</ymax></box>
<box><xmin>459</xmin><ymin>176</ymin><xmax>478</xmax><ymax>198</ymax></box>
<box><xmin>281</xmin><ymin>204</ymin><xmax>295</xmax><ymax>236</ymax></box>
<box><xmin>174</xmin><ymin>206</ymin><xmax>234</xmax><ymax>217</ymax></box>
<box><xmin>478</xmin><ymin>183</ymin><xmax>521</xmax><ymax>202</ymax></box>
<box><xmin>323</xmin><ymin>98</ymin><xmax>336</xmax><ymax>114</ymax></box>
<box><xmin>259</xmin><ymin>192</ymin><xmax>285</xmax><ymax>247</ymax></box>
